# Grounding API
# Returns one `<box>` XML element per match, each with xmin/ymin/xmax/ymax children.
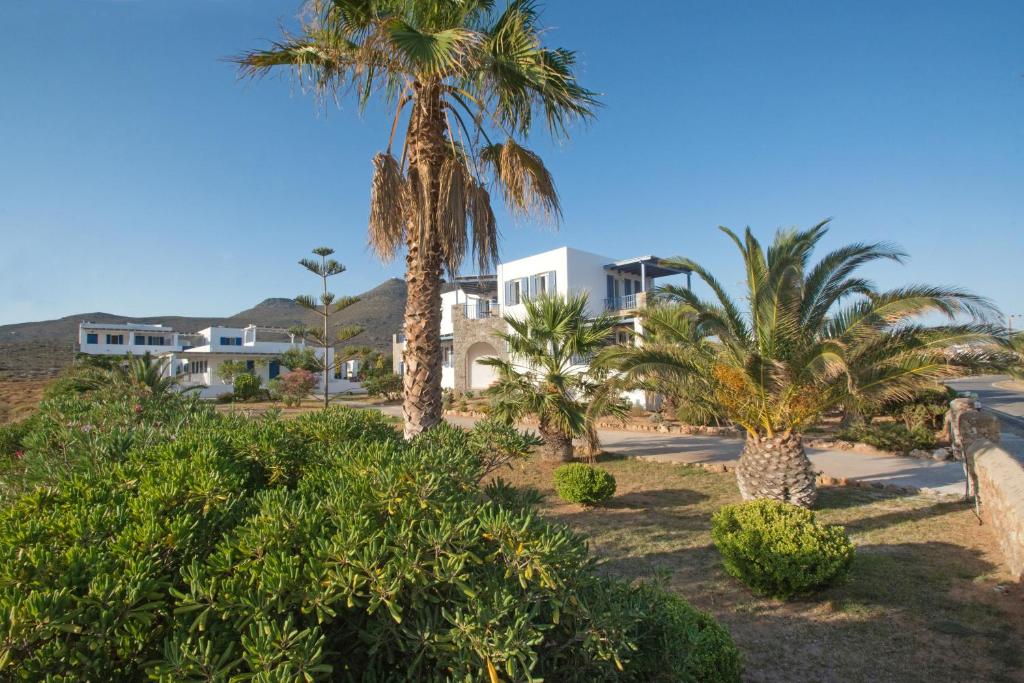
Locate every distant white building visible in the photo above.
<box><xmin>79</xmin><ymin>322</ymin><xmax>183</xmax><ymax>355</ymax></box>
<box><xmin>78</xmin><ymin>321</ymin><xmax>363</xmax><ymax>399</ymax></box>
<box><xmin>392</xmin><ymin>246</ymin><xmax>690</xmax><ymax>406</ymax></box>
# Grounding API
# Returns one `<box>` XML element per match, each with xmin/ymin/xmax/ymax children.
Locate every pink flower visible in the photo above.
<box><xmin>134</xmin><ymin>404</ymin><xmax>143</xmax><ymax>414</ymax></box>
<box><xmin>80</xmin><ymin>424</ymin><xmax>93</xmax><ymax>434</ymax></box>
<box><xmin>13</xmin><ymin>450</ymin><xmax>24</xmax><ymax>460</ymax></box>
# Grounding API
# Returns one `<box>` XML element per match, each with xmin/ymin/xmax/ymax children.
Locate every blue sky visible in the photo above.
<box><xmin>1</xmin><ymin>0</ymin><xmax>1021</xmax><ymax>327</ymax></box>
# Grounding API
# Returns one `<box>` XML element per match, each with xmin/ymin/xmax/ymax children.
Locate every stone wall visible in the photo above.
<box><xmin>451</xmin><ymin>306</ymin><xmax>507</xmax><ymax>392</ymax></box>
<box><xmin>951</xmin><ymin>398</ymin><xmax>1024</xmax><ymax>580</ymax></box>
<box><xmin>971</xmin><ymin>440</ymin><xmax>1024</xmax><ymax>580</ymax></box>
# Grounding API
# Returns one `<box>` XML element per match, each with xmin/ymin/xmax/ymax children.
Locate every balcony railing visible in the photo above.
<box><xmin>462</xmin><ymin>301</ymin><xmax>500</xmax><ymax>320</ymax></box>
<box><xmin>603</xmin><ymin>293</ymin><xmax>639</xmax><ymax>312</ymax></box>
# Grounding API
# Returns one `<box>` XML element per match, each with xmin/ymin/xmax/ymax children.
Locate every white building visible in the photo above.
<box><xmin>79</xmin><ymin>322</ymin><xmax>183</xmax><ymax>356</ymax></box>
<box><xmin>78</xmin><ymin>322</ymin><xmax>363</xmax><ymax>399</ymax></box>
<box><xmin>392</xmin><ymin>246</ymin><xmax>689</xmax><ymax>405</ymax></box>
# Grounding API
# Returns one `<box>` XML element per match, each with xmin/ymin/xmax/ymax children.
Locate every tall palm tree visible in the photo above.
<box><xmin>483</xmin><ymin>293</ymin><xmax>619</xmax><ymax>461</ymax></box>
<box><xmin>607</xmin><ymin>220</ymin><xmax>997</xmax><ymax>507</ymax></box>
<box><xmin>237</xmin><ymin>0</ymin><xmax>597</xmax><ymax>437</ymax></box>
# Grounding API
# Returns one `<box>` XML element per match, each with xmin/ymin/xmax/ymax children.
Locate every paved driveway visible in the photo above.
<box><xmin>947</xmin><ymin>375</ymin><xmax>1024</xmax><ymax>463</ymax></box>
<box><xmin>371</xmin><ymin>404</ymin><xmax>967</xmax><ymax>496</ymax></box>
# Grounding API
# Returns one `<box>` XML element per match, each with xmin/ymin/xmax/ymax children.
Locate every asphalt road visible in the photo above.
<box><xmin>947</xmin><ymin>375</ymin><xmax>1024</xmax><ymax>461</ymax></box>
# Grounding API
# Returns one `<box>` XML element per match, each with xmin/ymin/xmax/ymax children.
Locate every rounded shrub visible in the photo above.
<box><xmin>711</xmin><ymin>499</ymin><xmax>855</xmax><ymax>598</ymax></box>
<box><xmin>554</xmin><ymin>463</ymin><xmax>617</xmax><ymax>505</ymax></box>
<box><xmin>232</xmin><ymin>373</ymin><xmax>262</xmax><ymax>400</ymax></box>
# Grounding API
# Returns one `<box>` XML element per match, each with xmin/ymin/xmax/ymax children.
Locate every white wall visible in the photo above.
<box><xmin>497</xmin><ymin>247</ymin><xmax>569</xmax><ymax>320</ymax></box>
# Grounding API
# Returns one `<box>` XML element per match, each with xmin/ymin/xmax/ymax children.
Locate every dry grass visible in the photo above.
<box><xmin>0</xmin><ymin>379</ymin><xmax>50</xmax><ymax>425</ymax></box>
<box><xmin>494</xmin><ymin>454</ymin><xmax>1024</xmax><ymax>683</ymax></box>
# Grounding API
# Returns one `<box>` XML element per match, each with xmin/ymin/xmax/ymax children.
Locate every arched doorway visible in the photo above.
<box><xmin>466</xmin><ymin>341</ymin><xmax>499</xmax><ymax>390</ymax></box>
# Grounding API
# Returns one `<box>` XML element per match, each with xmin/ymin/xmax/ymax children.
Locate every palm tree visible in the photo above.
<box><xmin>483</xmin><ymin>293</ymin><xmax>619</xmax><ymax>461</ymax></box>
<box><xmin>237</xmin><ymin>0</ymin><xmax>597</xmax><ymax>437</ymax></box>
<box><xmin>115</xmin><ymin>353</ymin><xmax>186</xmax><ymax>396</ymax></box>
<box><xmin>607</xmin><ymin>220</ymin><xmax>997</xmax><ymax>507</ymax></box>
<box><xmin>296</xmin><ymin>247</ymin><xmax>363</xmax><ymax>408</ymax></box>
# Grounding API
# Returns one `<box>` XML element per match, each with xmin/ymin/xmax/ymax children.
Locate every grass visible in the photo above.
<box><xmin>494</xmin><ymin>454</ymin><xmax>1024</xmax><ymax>683</ymax></box>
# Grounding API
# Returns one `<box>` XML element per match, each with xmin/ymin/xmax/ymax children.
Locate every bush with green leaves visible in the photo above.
<box><xmin>233</xmin><ymin>373</ymin><xmax>262</xmax><ymax>400</ymax></box>
<box><xmin>711</xmin><ymin>499</ymin><xmax>855</xmax><ymax>598</ymax></box>
<box><xmin>363</xmin><ymin>372</ymin><xmax>403</xmax><ymax>401</ymax></box>
<box><xmin>837</xmin><ymin>422</ymin><xmax>936</xmax><ymax>453</ymax></box>
<box><xmin>0</xmin><ymin>400</ymin><xmax>740</xmax><ymax>681</ymax></box>
<box><xmin>1</xmin><ymin>383</ymin><xmax>210</xmax><ymax>502</ymax></box>
<box><xmin>554</xmin><ymin>463</ymin><xmax>617</xmax><ymax>505</ymax></box>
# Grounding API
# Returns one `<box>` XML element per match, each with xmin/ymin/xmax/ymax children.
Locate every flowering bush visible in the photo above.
<box><xmin>278</xmin><ymin>369</ymin><xmax>317</xmax><ymax>407</ymax></box>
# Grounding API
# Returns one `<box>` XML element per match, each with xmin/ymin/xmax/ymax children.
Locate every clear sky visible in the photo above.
<box><xmin>1</xmin><ymin>0</ymin><xmax>1021</xmax><ymax>327</ymax></box>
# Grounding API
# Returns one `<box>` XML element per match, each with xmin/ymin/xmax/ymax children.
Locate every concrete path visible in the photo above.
<box><xmin>369</xmin><ymin>404</ymin><xmax>967</xmax><ymax>496</ymax></box>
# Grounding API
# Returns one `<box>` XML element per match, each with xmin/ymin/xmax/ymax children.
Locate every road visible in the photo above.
<box><xmin>372</xmin><ymin>404</ymin><xmax>968</xmax><ymax>496</ymax></box>
<box><xmin>947</xmin><ymin>375</ymin><xmax>1024</xmax><ymax>462</ymax></box>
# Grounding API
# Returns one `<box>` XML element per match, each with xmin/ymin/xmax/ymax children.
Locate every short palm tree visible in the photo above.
<box><xmin>237</xmin><ymin>0</ymin><xmax>597</xmax><ymax>437</ymax></box>
<box><xmin>483</xmin><ymin>293</ymin><xmax>619</xmax><ymax>461</ymax></box>
<box><xmin>115</xmin><ymin>353</ymin><xmax>185</xmax><ymax>396</ymax></box>
<box><xmin>608</xmin><ymin>221</ymin><xmax>997</xmax><ymax>507</ymax></box>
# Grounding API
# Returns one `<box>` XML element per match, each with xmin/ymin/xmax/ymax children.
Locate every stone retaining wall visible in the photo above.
<box><xmin>970</xmin><ymin>439</ymin><xmax>1024</xmax><ymax>580</ymax></box>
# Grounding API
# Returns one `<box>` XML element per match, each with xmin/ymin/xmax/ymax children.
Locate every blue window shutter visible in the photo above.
<box><xmin>520</xmin><ymin>277</ymin><xmax>529</xmax><ymax>300</ymax></box>
<box><xmin>219</xmin><ymin>337</ymin><xmax>227</xmax><ymax>345</ymax></box>
<box><xmin>529</xmin><ymin>275</ymin><xmax>538</xmax><ymax>298</ymax></box>
<box><xmin>86</xmin><ymin>333</ymin><xmax>97</xmax><ymax>344</ymax></box>
<box><xmin>606</xmin><ymin>275</ymin><xmax>614</xmax><ymax>299</ymax></box>
<box><xmin>504</xmin><ymin>281</ymin><xmax>511</xmax><ymax>304</ymax></box>
<box><xmin>246</xmin><ymin>360</ymin><xmax>255</xmax><ymax>371</ymax></box>
<box><xmin>624</xmin><ymin>279</ymin><xmax>632</xmax><ymax>297</ymax></box>
<box><xmin>236</xmin><ymin>337</ymin><xmax>242</xmax><ymax>346</ymax></box>
<box><xmin>269</xmin><ymin>361</ymin><xmax>279</xmax><ymax>379</ymax></box>
<box><xmin>547</xmin><ymin>271</ymin><xmax>556</xmax><ymax>294</ymax></box>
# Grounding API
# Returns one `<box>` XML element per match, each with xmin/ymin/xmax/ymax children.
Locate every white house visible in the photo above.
<box><xmin>392</xmin><ymin>246</ymin><xmax>689</xmax><ymax>405</ymax></box>
<box><xmin>163</xmin><ymin>325</ymin><xmax>362</xmax><ymax>399</ymax></box>
<box><xmin>79</xmin><ymin>322</ymin><xmax>183</xmax><ymax>355</ymax></box>
<box><xmin>78</xmin><ymin>321</ymin><xmax>363</xmax><ymax>399</ymax></box>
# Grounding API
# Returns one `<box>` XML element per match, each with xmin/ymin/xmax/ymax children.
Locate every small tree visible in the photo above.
<box><xmin>484</xmin><ymin>293</ymin><xmax>619</xmax><ymax>462</ymax></box>
<box><xmin>278</xmin><ymin>346</ymin><xmax>320</xmax><ymax>374</ymax></box>
<box><xmin>296</xmin><ymin>247</ymin><xmax>363</xmax><ymax>408</ymax></box>
<box><xmin>216</xmin><ymin>360</ymin><xmax>252</xmax><ymax>385</ymax></box>
<box><xmin>277</xmin><ymin>369</ymin><xmax>317</xmax><ymax>407</ymax></box>
<box><xmin>364</xmin><ymin>374</ymin><xmax>403</xmax><ymax>402</ymax></box>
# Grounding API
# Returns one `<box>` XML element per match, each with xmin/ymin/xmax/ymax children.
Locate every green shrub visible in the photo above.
<box><xmin>837</xmin><ymin>422</ymin><xmax>936</xmax><ymax>452</ymax></box>
<box><xmin>711</xmin><ymin>499</ymin><xmax>855</xmax><ymax>598</ymax></box>
<box><xmin>554</xmin><ymin>463</ymin><xmax>617</xmax><ymax>505</ymax></box>
<box><xmin>233</xmin><ymin>373</ymin><xmax>262</xmax><ymax>400</ymax></box>
<box><xmin>363</xmin><ymin>373</ymin><xmax>402</xmax><ymax>401</ymax></box>
<box><xmin>0</xmin><ymin>403</ymin><xmax>736</xmax><ymax>681</ymax></box>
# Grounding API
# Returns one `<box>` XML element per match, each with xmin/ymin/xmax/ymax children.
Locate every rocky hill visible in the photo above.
<box><xmin>0</xmin><ymin>279</ymin><xmax>407</xmax><ymax>379</ymax></box>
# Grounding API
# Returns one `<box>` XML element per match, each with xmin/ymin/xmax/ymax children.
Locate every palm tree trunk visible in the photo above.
<box><xmin>401</xmin><ymin>83</ymin><xmax>446</xmax><ymax>439</ymax></box>
<box><xmin>539</xmin><ymin>419</ymin><xmax>574</xmax><ymax>462</ymax></box>
<box><xmin>735</xmin><ymin>432</ymin><xmax>817</xmax><ymax>508</ymax></box>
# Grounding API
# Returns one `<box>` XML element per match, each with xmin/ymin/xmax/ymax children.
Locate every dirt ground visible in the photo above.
<box><xmin>495</xmin><ymin>455</ymin><xmax>1024</xmax><ymax>683</ymax></box>
<box><xmin>0</xmin><ymin>379</ymin><xmax>50</xmax><ymax>424</ymax></box>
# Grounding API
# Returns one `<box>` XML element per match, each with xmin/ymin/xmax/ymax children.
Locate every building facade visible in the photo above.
<box><xmin>392</xmin><ymin>246</ymin><xmax>689</xmax><ymax>402</ymax></box>
<box><xmin>78</xmin><ymin>322</ymin><xmax>362</xmax><ymax>399</ymax></box>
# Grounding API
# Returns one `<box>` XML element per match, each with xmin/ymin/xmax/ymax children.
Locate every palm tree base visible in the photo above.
<box><xmin>736</xmin><ymin>433</ymin><xmax>818</xmax><ymax>508</ymax></box>
<box><xmin>540</xmin><ymin>428</ymin><xmax>574</xmax><ymax>462</ymax></box>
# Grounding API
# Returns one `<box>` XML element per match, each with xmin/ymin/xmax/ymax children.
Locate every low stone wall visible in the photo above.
<box><xmin>970</xmin><ymin>439</ymin><xmax>1024</xmax><ymax>580</ymax></box>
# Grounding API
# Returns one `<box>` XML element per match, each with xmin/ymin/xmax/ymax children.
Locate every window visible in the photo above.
<box><xmin>146</xmin><ymin>336</ymin><xmax>165</xmax><ymax>346</ymax></box>
<box><xmin>442</xmin><ymin>347</ymin><xmax>454</xmax><ymax>367</ymax></box>
<box><xmin>106</xmin><ymin>334</ymin><xmax>124</xmax><ymax>345</ymax></box>
<box><xmin>507</xmin><ymin>279</ymin><xmax>522</xmax><ymax>306</ymax></box>
<box><xmin>219</xmin><ymin>337</ymin><xmax>243</xmax><ymax>346</ymax></box>
<box><xmin>85</xmin><ymin>333</ymin><xmax>98</xmax><ymax>344</ymax></box>
<box><xmin>189</xmin><ymin>360</ymin><xmax>208</xmax><ymax>375</ymax></box>
<box><xmin>134</xmin><ymin>335</ymin><xmax>146</xmax><ymax>345</ymax></box>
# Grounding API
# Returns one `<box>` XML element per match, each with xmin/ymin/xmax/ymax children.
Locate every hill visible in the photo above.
<box><xmin>0</xmin><ymin>279</ymin><xmax>407</xmax><ymax>379</ymax></box>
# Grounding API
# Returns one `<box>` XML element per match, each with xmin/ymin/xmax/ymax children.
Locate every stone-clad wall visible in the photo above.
<box><xmin>451</xmin><ymin>306</ymin><xmax>507</xmax><ymax>392</ymax></box>
<box><xmin>971</xmin><ymin>440</ymin><xmax>1024</xmax><ymax>580</ymax></box>
<box><xmin>951</xmin><ymin>398</ymin><xmax>1024</xmax><ymax>580</ymax></box>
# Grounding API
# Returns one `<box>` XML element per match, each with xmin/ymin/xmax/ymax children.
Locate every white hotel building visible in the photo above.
<box><xmin>392</xmin><ymin>246</ymin><xmax>690</xmax><ymax>406</ymax></box>
<box><xmin>78</xmin><ymin>322</ymin><xmax>361</xmax><ymax>399</ymax></box>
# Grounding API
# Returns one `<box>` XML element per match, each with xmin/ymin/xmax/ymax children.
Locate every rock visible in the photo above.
<box><xmin>909</xmin><ymin>449</ymin><xmax>930</xmax><ymax>459</ymax></box>
<box><xmin>932</xmin><ymin>448</ymin><xmax>952</xmax><ymax>461</ymax></box>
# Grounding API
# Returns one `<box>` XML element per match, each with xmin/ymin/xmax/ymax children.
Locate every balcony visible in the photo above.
<box><xmin>603</xmin><ymin>292</ymin><xmax>646</xmax><ymax>312</ymax></box>
<box><xmin>462</xmin><ymin>300</ymin><xmax>500</xmax><ymax>320</ymax></box>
